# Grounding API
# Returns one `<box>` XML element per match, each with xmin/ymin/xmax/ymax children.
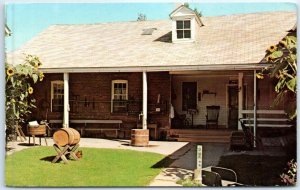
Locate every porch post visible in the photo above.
<box><xmin>63</xmin><ymin>72</ymin><xmax>69</xmax><ymax>128</ymax></box>
<box><xmin>238</xmin><ymin>73</ymin><xmax>243</xmax><ymax>130</ymax></box>
<box><xmin>253</xmin><ymin>70</ymin><xmax>257</xmax><ymax>147</ymax></box>
<box><xmin>142</xmin><ymin>71</ymin><xmax>148</xmax><ymax>129</ymax></box>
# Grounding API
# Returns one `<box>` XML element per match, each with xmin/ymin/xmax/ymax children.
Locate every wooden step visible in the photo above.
<box><xmin>170</xmin><ymin>129</ymin><xmax>232</xmax><ymax>136</ymax></box>
<box><xmin>176</xmin><ymin>137</ymin><xmax>230</xmax><ymax>143</ymax></box>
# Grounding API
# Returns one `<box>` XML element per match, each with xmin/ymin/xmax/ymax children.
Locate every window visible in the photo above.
<box><xmin>51</xmin><ymin>81</ymin><xmax>64</xmax><ymax>112</ymax></box>
<box><xmin>111</xmin><ymin>80</ymin><xmax>128</xmax><ymax>113</ymax></box>
<box><xmin>176</xmin><ymin>20</ymin><xmax>191</xmax><ymax>39</ymax></box>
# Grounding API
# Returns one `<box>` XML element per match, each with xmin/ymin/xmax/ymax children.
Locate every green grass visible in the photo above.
<box><xmin>5</xmin><ymin>147</ymin><xmax>164</xmax><ymax>187</ymax></box>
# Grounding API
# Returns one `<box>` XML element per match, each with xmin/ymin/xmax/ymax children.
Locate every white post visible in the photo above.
<box><xmin>253</xmin><ymin>70</ymin><xmax>257</xmax><ymax>147</ymax></box>
<box><xmin>142</xmin><ymin>71</ymin><xmax>147</xmax><ymax>130</ymax></box>
<box><xmin>194</xmin><ymin>145</ymin><xmax>203</xmax><ymax>183</ymax></box>
<box><xmin>63</xmin><ymin>73</ymin><xmax>69</xmax><ymax>128</ymax></box>
<box><xmin>238</xmin><ymin>73</ymin><xmax>243</xmax><ymax>130</ymax></box>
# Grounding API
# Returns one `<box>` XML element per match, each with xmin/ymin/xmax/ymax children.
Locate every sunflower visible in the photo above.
<box><xmin>279</xmin><ymin>40</ymin><xmax>287</xmax><ymax>48</ymax></box>
<box><xmin>6</xmin><ymin>67</ymin><xmax>14</xmax><ymax>77</ymax></box>
<box><xmin>268</xmin><ymin>45</ymin><xmax>277</xmax><ymax>53</ymax></box>
<box><xmin>39</xmin><ymin>72</ymin><xmax>44</xmax><ymax>81</ymax></box>
<box><xmin>266</xmin><ymin>56</ymin><xmax>273</xmax><ymax>62</ymax></box>
<box><xmin>28</xmin><ymin>87</ymin><xmax>34</xmax><ymax>94</ymax></box>
<box><xmin>34</xmin><ymin>62</ymin><xmax>39</xmax><ymax>68</ymax></box>
<box><xmin>256</xmin><ymin>73</ymin><xmax>264</xmax><ymax>79</ymax></box>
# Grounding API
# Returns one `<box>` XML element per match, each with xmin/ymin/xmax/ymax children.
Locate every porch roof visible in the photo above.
<box><xmin>6</xmin><ymin>11</ymin><xmax>296</xmax><ymax>73</ymax></box>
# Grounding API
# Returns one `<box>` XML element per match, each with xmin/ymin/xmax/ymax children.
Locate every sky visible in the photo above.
<box><xmin>5</xmin><ymin>2</ymin><xmax>297</xmax><ymax>52</ymax></box>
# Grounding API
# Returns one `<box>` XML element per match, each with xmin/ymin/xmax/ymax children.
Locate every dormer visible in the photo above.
<box><xmin>169</xmin><ymin>5</ymin><xmax>204</xmax><ymax>43</ymax></box>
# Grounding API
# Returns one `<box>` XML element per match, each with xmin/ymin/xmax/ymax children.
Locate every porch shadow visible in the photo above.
<box><xmin>151</xmin><ymin>142</ymin><xmax>193</xmax><ymax>168</ymax></box>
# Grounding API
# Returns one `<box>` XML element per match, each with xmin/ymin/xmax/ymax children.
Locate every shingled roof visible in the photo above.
<box><xmin>6</xmin><ymin>11</ymin><xmax>296</xmax><ymax>73</ymax></box>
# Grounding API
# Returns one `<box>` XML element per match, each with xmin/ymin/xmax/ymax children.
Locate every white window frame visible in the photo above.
<box><xmin>176</xmin><ymin>20</ymin><xmax>191</xmax><ymax>39</ymax></box>
<box><xmin>51</xmin><ymin>80</ymin><xmax>64</xmax><ymax>112</ymax></box>
<box><xmin>111</xmin><ymin>80</ymin><xmax>128</xmax><ymax>113</ymax></box>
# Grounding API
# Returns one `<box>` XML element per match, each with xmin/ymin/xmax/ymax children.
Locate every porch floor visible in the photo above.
<box><xmin>169</xmin><ymin>128</ymin><xmax>235</xmax><ymax>143</ymax></box>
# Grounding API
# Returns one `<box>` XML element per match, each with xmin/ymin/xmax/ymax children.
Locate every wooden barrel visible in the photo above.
<box><xmin>131</xmin><ymin>129</ymin><xmax>149</xmax><ymax>147</ymax></box>
<box><xmin>28</xmin><ymin>125</ymin><xmax>46</xmax><ymax>135</ymax></box>
<box><xmin>53</xmin><ymin>128</ymin><xmax>80</xmax><ymax>146</ymax></box>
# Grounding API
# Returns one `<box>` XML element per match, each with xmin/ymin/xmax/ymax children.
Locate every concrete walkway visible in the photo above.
<box><xmin>148</xmin><ymin>142</ymin><xmax>230</xmax><ymax>186</ymax></box>
<box><xmin>5</xmin><ymin>137</ymin><xmax>188</xmax><ymax>156</ymax></box>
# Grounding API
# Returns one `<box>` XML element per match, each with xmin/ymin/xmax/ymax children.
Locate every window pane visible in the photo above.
<box><xmin>184</xmin><ymin>21</ymin><xmax>190</xmax><ymax>29</ymax></box>
<box><xmin>177</xmin><ymin>30</ymin><xmax>183</xmax><ymax>39</ymax></box>
<box><xmin>176</xmin><ymin>21</ymin><xmax>183</xmax><ymax>29</ymax></box>
<box><xmin>184</xmin><ymin>30</ymin><xmax>191</xmax><ymax>38</ymax></box>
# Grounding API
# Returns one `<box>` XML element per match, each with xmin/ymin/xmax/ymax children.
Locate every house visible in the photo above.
<box><xmin>6</xmin><ymin>5</ymin><xmax>296</xmax><ymax>143</ymax></box>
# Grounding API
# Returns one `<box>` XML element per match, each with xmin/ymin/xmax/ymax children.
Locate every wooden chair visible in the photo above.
<box><xmin>206</xmin><ymin>106</ymin><xmax>220</xmax><ymax>128</ymax></box>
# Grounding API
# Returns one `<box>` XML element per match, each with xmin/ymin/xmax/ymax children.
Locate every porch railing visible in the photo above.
<box><xmin>240</xmin><ymin>109</ymin><xmax>293</xmax><ymax>128</ymax></box>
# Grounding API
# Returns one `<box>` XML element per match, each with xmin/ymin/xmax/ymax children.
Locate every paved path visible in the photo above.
<box><xmin>148</xmin><ymin>142</ymin><xmax>230</xmax><ymax>186</ymax></box>
<box><xmin>5</xmin><ymin>137</ymin><xmax>188</xmax><ymax>156</ymax></box>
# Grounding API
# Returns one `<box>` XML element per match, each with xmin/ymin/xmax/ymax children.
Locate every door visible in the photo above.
<box><xmin>228</xmin><ymin>86</ymin><xmax>238</xmax><ymax>129</ymax></box>
<box><xmin>182</xmin><ymin>82</ymin><xmax>197</xmax><ymax>111</ymax></box>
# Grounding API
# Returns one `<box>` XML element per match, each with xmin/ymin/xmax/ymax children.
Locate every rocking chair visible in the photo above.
<box><xmin>206</xmin><ymin>106</ymin><xmax>220</xmax><ymax>129</ymax></box>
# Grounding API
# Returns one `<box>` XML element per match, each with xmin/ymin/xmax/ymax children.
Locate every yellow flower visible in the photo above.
<box><xmin>6</xmin><ymin>68</ymin><xmax>14</xmax><ymax>77</ymax></box>
<box><xmin>265</xmin><ymin>56</ymin><xmax>273</xmax><ymax>62</ymax></box>
<box><xmin>268</xmin><ymin>45</ymin><xmax>277</xmax><ymax>53</ymax></box>
<box><xmin>28</xmin><ymin>87</ymin><xmax>34</xmax><ymax>94</ymax></box>
<box><xmin>39</xmin><ymin>72</ymin><xmax>44</xmax><ymax>81</ymax></box>
<box><xmin>256</xmin><ymin>73</ymin><xmax>264</xmax><ymax>79</ymax></box>
<box><xmin>279</xmin><ymin>40</ymin><xmax>287</xmax><ymax>48</ymax></box>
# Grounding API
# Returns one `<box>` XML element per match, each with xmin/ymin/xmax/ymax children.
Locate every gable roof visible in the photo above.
<box><xmin>6</xmin><ymin>11</ymin><xmax>296</xmax><ymax>73</ymax></box>
<box><xmin>169</xmin><ymin>4</ymin><xmax>204</xmax><ymax>26</ymax></box>
<box><xmin>169</xmin><ymin>4</ymin><xmax>196</xmax><ymax>17</ymax></box>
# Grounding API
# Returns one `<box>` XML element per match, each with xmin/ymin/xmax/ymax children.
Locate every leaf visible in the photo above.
<box><xmin>286</xmin><ymin>77</ymin><xmax>296</xmax><ymax>92</ymax></box>
<box><xmin>275</xmin><ymin>78</ymin><xmax>286</xmax><ymax>92</ymax></box>
<box><xmin>271</xmin><ymin>51</ymin><xmax>283</xmax><ymax>59</ymax></box>
<box><xmin>287</xmin><ymin>36</ymin><xmax>297</xmax><ymax>44</ymax></box>
<box><xmin>270</xmin><ymin>60</ymin><xmax>288</xmax><ymax>78</ymax></box>
<box><xmin>32</xmin><ymin>74</ymin><xmax>38</xmax><ymax>83</ymax></box>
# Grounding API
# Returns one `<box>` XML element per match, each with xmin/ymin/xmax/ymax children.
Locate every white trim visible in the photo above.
<box><xmin>50</xmin><ymin>80</ymin><xmax>64</xmax><ymax>112</ymax></box>
<box><xmin>172</xmin><ymin>18</ymin><xmax>195</xmax><ymax>43</ymax></box>
<box><xmin>241</xmin><ymin>110</ymin><xmax>286</xmax><ymax>114</ymax></box>
<box><xmin>63</xmin><ymin>73</ymin><xmax>69</xmax><ymax>128</ymax></box>
<box><xmin>39</xmin><ymin>64</ymin><xmax>271</xmax><ymax>73</ymax></box>
<box><xmin>142</xmin><ymin>72</ymin><xmax>148</xmax><ymax>129</ymax></box>
<box><xmin>111</xmin><ymin>79</ymin><xmax>128</xmax><ymax>113</ymax></box>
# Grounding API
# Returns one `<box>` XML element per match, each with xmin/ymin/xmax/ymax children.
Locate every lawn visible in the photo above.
<box><xmin>5</xmin><ymin>147</ymin><xmax>164</xmax><ymax>187</ymax></box>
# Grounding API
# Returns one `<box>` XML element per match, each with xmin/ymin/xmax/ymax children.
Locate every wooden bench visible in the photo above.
<box><xmin>49</xmin><ymin>119</ymin><xmax>123</xmax><ymax>138</ymax></box>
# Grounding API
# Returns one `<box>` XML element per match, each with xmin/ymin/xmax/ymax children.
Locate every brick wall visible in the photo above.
<box><xmin>31</xmin><ymin>72</ymin><xmax>171</xmax><ymax>131</ymax></box>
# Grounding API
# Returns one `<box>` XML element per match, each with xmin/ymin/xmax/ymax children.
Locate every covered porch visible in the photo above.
<box><xmin>169</xmin><ymin>69</ymin><xmax>293</xmax><ymax>143</ymax></box>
